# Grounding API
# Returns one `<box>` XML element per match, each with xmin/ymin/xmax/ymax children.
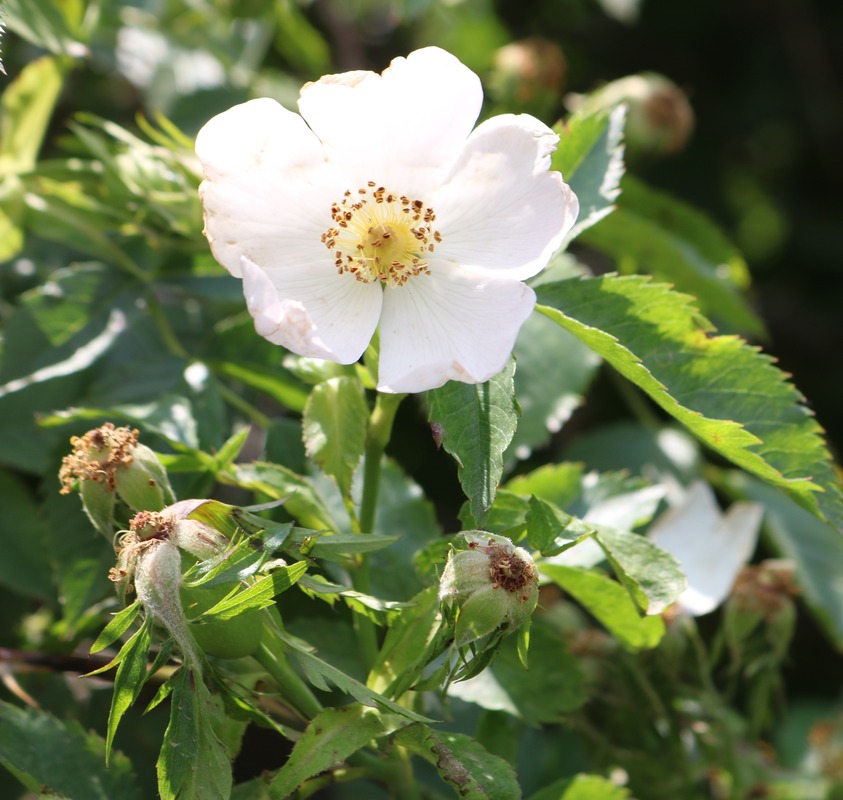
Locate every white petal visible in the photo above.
<box><xmin>431</xmin><ymin>114</ymin><xmax>579</xmax><ymax>280</ymax></box>
<box><xmin>649</xmin><ymin>482</ymin><xmax>763</xmax><ymax>616</ymax></box>
<box><xmin>377</xmin><ymin>262</ymin><xmax>535</xmax><ymax>393</ymax></box>
<box><xmin>196</xmin><ymin>98</ymin><xmax>341</xmax><ymax>278</ymax></box>
<box><xmin>298</xmin><ymin>47</ymin><xmax>482</xmax><ymax>194</ymax></box>
<box><xmin>240</xmin><ymin>256</ymin><xmax>381</xmax><ymax>364</ymax></box>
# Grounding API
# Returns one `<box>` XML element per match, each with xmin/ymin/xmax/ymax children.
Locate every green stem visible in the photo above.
<box><xmin>359</xmin><ymin>392</ymin><xmax>405</xmax><ymax>534</ymax></box>
<box><xmin>254</xmin><ymin>615</ymin><xmax>322</xmax><ymax>721</ymax></box>
<box><xmin>145</xmin><ymin>291</ymin><xmax>190</xmax><ymax>359</ymax></box>
<box><xmin>352</xmin><ymin>392</ymin><xmax>405</xmax><ymax>670</ymax></box>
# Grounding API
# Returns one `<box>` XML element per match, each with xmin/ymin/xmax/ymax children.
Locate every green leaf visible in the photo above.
<box><xmin>394</xmin><ymin>724</ymin><xmax>522</xmax><ymax>800</ymax></box>
<box><xmin>553</xmin><ymin>106</ymin><xmax>626</xmax><ymax>244</ymax></box>
<box><xmin>0</xmin><ymin>471</ymin><xmax>55</xmax><ymax>600</ymax></box>
<box><xmin>157</xmin><ymin>668</ymin><xmax>232</xmax><ymax>800</ymax></box>
<box><xmin>530</xmin><ymin>773</ymin><xmax>630</xmax><ymax>800</ymax></box>
<box><xmin>225</xmin><ymin>462</ymin><xmax>340</xmax><ymax>531</ymax></box>
<box><xmin>283</xmin><ymin>528</ymin><xmax>400</xmax><ymax>559</ymax></box>
<box><xmin>448</xmin><ymin>620</ymin><xmax>588</xmax><ymax>723</ymax></box>
<box><xmin>0</xmin><ymin>701</ymin><xmax>142</xmax><ymax>800</ymax></box>
<box><xmin>526</xmin><ymin>495</ymin><xmax>576</xmax><ymax>553</ymax></box>
<box><xmin>103</xmin><ymin>617</ymin><xmax>155</xmax><ymax>762</ymax></box>
<box><xmin>3</xmin><ymin>0</ymin><xmax>85</xmax><ymax>56</ymax></box>
<box><xmin>0</xmin><ymin>175</ymin><xmax>25</xmax><ymax>261</ymax></box>
<box><xmin>303</xmin><ymin>376</ymin><xmax>369</xmax><ymax>499</ymax></box>
<box><xmin>209</xmin><ymin>359</ymin><xmax>309</xmax><ymax>413</ymax></box>
<box><xmin>726</xmin><ymin>472</ymin><xmax>843</xmax><ymax>648</ymax></box>
<box><xmin>507</xmin><ymin>309</ymin><xmax>601</xmax><ymax>463</ymax></box>
<box><xmin>0</xmin><ymin>56</ymin><xmax>66</xmax><ymax>175</ymax></box>
<box><xmin>279</xmin><ymin>630</ymin><xmax>430</xmax><ymax>723</ymax></box>
<box><xmin>593</xmin><ymin>527</ymin><xmax>686</xmax><ymax>615</ymax></box>
<box><xmin>428</xmin><ymin>358</ymin><xmax>518</xmax><ymax>522</ymax></box>
<box><xmin>580</xmin><ymin>175</ymin><xmax>764</xmax><ymax>336</ymax></box>
<box><xmin>367</xmin><ymin>587</ymin><xmax>446</xmax><ymax>698</ymax></box>
<box><xmin>90</xmin><ymin>601</ymin><xmax>141</xmax><ymax>654</ymax></box>
<box><xmin>542</xmin><ymin>564</ymin><xmax>665</xmax><ymax>650</ymax></box>
<box><xmin>201</xmin><ymin>562</ymin><xmax>308</xmax><ymax>620</ymax></box>
<box><xmin>536</xmin><ymin>275</ymin><xmax>843</xmax><ymax>531</ymax></box>
<box><xmin>268</xmin><ymin>706</ymin><xmax>388</xmax><ymax>799</ymax></box>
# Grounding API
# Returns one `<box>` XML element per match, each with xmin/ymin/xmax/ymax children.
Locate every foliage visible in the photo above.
<box><xmin>0</xmin><ymin>2</ymin><xmax>842</xmax><ymax>800</ymax></box>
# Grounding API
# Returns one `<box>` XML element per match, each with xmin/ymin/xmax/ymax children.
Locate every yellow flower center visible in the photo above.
<box><xmin>321</xmin><ymin>182</ymin><xmax>442</xmax><ymax>286</ymax></box>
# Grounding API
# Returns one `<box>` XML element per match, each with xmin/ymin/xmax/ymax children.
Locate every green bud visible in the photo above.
<box><xmin>439</xmin><ymin>532</ymin><xmax>539</xmax><ymax>648</ymax></box>
<box><xmin>569</xmin><ymin>72</ymin><xmax>694</xmax><ymax>157</ymax></box>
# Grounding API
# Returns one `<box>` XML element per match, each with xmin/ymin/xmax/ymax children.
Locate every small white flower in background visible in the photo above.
<box><xmin>648</xmin><ymin>481</ymin><xmax>763</xmax><ymax>616</ymax></box>
<box><xmin>195</xmin><ymin>47</ymin><xmax>578</xmax><ymax>393</ymax></box>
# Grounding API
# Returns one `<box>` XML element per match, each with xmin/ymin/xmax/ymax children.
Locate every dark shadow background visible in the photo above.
<box><xmin>498</xmin><ymin>0</ymin><xmax>843</xmax><ymax>453</ymax></box>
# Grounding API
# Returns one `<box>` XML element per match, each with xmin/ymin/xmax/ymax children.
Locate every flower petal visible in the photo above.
<box><xmin>649</xmin><ymin>481</ymin><xmax>763</xmax><ymax>616</ymax></box>
<box><xmin>196</xmin><ymin>97</ymin><xmax>341</xmax><ymax>278</ymax></box>
<box><xmin>240</xmin><ymin>256</ymin><xmax>381</xmax><ymax>364</ymax></box>
<box><xmin>297</xmin><ymin>47</ymin><xmax>482</xmax><ymax>195</ymax></box>
<box><xmin>432</xmin><ymin>114</ymin><xmax>579</xmax><ymax>280</ymax></box>
<box><xmin>377</xmin><ymin>262</ymin><xmax>536</xmax><ymax>393</ymax></box>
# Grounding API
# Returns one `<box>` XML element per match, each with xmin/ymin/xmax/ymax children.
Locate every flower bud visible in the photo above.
<box><xmin>59</xmin><ymin>423</ymin><xmax>175</xmax><ymax>534</ymax></box>
<box><xmin>439</xmin><ymin>532</ymin><xmax>539</xmax><ymax>647</ymax></box>
<box><xmin>489</xmin><ymin>38</ymin><xmax>567</xmax><ymax>119</ymax></box>
<box><xmin>134</xmin><ymin>537</ymin><xmax>202</xmax><ymax>672</ymax></box>
<box><xmin>568</xmin><ymin>72</ymin><xmax>694</xmax><ymax>157</ymax></box>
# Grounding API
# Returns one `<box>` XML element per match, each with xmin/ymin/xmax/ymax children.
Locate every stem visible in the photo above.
<box><xmin>350</xmin><ymin>392</ymin><xmax>405</xmax><ymax>670</ymax></box>
<box><xmin>254</xmin><ymin>614</ymin><xmax>323</xmax><ymax>721</ymax></box>
<box><xmin>359</xmin><ymin>392</ymin><xmax>405</xmax><ymax>534</ymax></box>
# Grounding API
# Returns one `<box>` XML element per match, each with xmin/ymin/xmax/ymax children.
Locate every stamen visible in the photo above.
<box><xmin>322</xmin><ymin>184</ymin><xmax>442</xmax><ymax>286</ymax></box>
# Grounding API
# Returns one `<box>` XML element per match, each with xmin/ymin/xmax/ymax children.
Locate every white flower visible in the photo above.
<box><xmin>195</xmin><ymin>47</ymin><xmax>578</xmax><ymax>393</ymax></box>
<box><xmin>648</xmin><ymin>481</ymin><xmax>763</xmax><ymax>616</ymax></box>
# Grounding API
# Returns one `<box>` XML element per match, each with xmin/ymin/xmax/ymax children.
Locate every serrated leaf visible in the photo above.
<box><xmin>157</xmin><ymin>668</ymin><xmax>232</xmax><ymax>800</ymax></box>
<box><xmin>428</xmin><ymin>358</ymin><xmax>518</xmax><ymax>522</ymax></box>
<box><xmin>105</xmin><ymin>616</ymin><xmax>153</xmax><ymax>762</ymax></box>
<box><xmin>593</xmin><ymin>527</ymin><xmax>686</xmax><ymax>615</ymax></box>
<box><xmin>580</xmin><ymin>175</ymin><xmax>764</xmax><ymax>336</ymax></box>
<box><xmin>542</xmin><ymin>564</ymin><xmax>664</xmax><ymax>650</ymax></box>
<box><xmin>394</xmin><ymin>724</ymin><xmax>522</xmax><ymax>800</ymax></box>
<box><xmin>90</xmin><ymin>601</ymin><xmax>141</xmax><ymax>654</ymax></box>
<box><xmin>202</xmin><ymin>562</ymin><xmax>308</xmax><ymax>620</ymax></box>
<box><xmin>268</xmin><ymin>706</ymin><xmax>388</xmax><ymax>799</ymax></box>
<box><xmin>536</xmin><ymin>275</ymin><xmax>843</xmax><ymax>531</ymax></box>
<box><xmin>302</xmin><ymin>376</ymin><xmax>369</xmax><ymax>499</ymax></box>
<box><xmin>0</xmin><ymin>701</ymin><xmax>142</xmax><ymax>800</ymax></box>
<box><xmin>283</xmin><ymin>529</ymin><xmax>400</xmax><ymax>559</ymax></box>
<box><xmin>554</xmin><ymin>106</ymin><xmax>626</xmax><ymax>245</ymax></box>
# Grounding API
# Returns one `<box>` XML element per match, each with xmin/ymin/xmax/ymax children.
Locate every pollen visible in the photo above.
<box><xmin>321</xmin><ymin>184</ymin><xmax>441</xmax><ymax>286</ymax></box>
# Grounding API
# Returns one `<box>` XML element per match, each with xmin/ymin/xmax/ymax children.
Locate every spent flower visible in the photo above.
<box><xmin>59</xmin><ymin>423</ymin><xmax>175</xmax><ymax>534</ymax></box>
<box><xmin>439</xmin><ymin>531</ymin><xmax>539</xmax><ymax>647</ymax></box>
<box><xmin>196</xmin><ymin>47</ymin><xmax>578</xmax><ymax>393</ymax></box>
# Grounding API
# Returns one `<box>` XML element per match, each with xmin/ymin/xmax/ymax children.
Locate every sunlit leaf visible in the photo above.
<box><xmin>542</xmin><ymin>564</ymin><xmax>665</xmax><ymax>650</ymax></box>
<box><xmin>537</xmin><ymin>275</ymin><xmax>843</xmax><ymax>531</ymax></box>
